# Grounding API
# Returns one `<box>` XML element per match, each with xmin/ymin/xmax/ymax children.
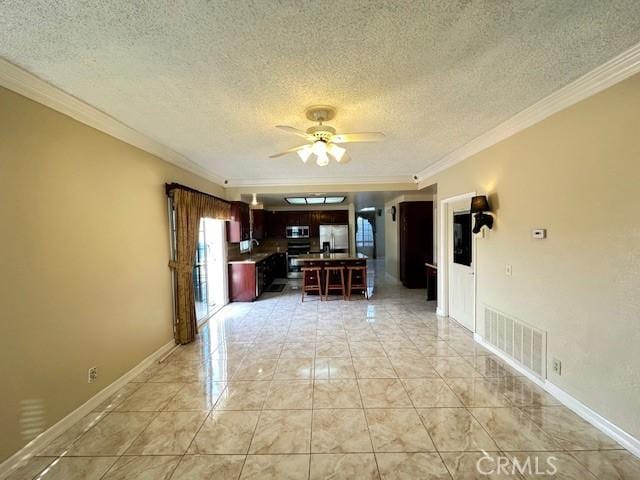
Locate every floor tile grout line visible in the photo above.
<box><xmin>236</xmin><ymin>328</ymin><xmax>288</xmax><ymax>478</ymax></box>
<box><xmin>398</xmin><ymin>364</ymin><xmax>454</xmax><ymax>479</ymax></box>
<box><xmin>28</xmin><ymin>276</ymin><xmax>634</xmax><ymax>478</ymax></box>
<box><xmin>435</xmin><ymin>337</ymin><xmax>515</xmax><ymax>455</ymax></box>
<box><xmin>348</xmin><ymin>334</ymin><xmax>382</xmax><ymax>479</ymax></box>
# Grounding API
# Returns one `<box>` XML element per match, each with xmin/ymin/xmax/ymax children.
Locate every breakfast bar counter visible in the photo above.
<box><xmin>297</xmin><ymin>253</ymin><xmax>368</xmax><ymax>262</ymax></box>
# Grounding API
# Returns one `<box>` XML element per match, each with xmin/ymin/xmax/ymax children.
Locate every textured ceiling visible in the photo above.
<box><xmin>1</xmin><ymin>1</ymin><xmax>639</xmax><ymax>184</ymax></box>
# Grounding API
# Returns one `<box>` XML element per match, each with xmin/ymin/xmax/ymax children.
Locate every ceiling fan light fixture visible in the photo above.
<box><xmin>270</xmin><ymin>106</ymin><xmax>386</xmax><ymax>166</ymax></box>
<box><xmin>316</xmin><ymin>151</ymin><xmax>330</xmax><ymax>166</ymax></box>
<box><xmin>328</xmin><ymin>143</ymin><xmax>346</xmax><ymax>162</ymax></box>
<box><xmin>312</xmin><ymin>140</ymin><xmax>327</xmax><ymax>156</ymax></box>
<box><xmin>297</xmin><ymin>145</ymin><xmax>312</xmax><ymax>163</ymax></box>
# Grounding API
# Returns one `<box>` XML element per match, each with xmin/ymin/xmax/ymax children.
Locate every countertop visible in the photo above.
<box><xmin>297</xmin><ymin>253</ymin><xmax>368</xmax><ymax>261</ymax></box>
<box><xmin>228</xmin><ymin>251</ymin><xmax>284</xmax><ymax>264</ymax></box>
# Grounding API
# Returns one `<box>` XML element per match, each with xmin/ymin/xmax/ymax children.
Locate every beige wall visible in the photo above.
<box><xmin>0</xmin><ymin>87</ymin><xmax>225</xmax><ymax>462</ymax></box>
<box><xmin>423</xmin><ymin>74</ymin><xmax>640</xmax><ymax>439</ymax></box>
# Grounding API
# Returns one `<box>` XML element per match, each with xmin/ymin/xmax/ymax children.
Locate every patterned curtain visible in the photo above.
<box><xmin>168</xmin><ymin>188</ymin><xmax>231</xmax><ymax>344</ymax></box>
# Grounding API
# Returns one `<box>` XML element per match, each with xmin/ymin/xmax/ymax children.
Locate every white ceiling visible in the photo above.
<box><xmin>1</xmin><ymin>1</ymin><xmax>639</xmax><ymax>185</ymax></box>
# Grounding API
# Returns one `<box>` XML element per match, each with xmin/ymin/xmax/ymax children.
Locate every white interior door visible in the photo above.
<box><xmin>448</xmin><ymin>200</ymin><xmax>475</xmax><ymax>331</ymax></box>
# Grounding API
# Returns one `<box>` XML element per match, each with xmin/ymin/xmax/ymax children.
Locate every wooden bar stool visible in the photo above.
<box><xmin>324</xmin><ymin>264</ymin><xmax>346</xmax><ymax>301</ymax></box>
<box><xmin>301</xmin><ymin>262</ymin><xmax>323</xmax><ymax>302</ymax></box>
<box><xmin>347</xmin><ymin>263</ymin><xmax>369</xmax><ymax>300</ymax></box>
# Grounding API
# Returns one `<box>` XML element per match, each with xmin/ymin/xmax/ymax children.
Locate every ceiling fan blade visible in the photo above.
<box><xmin>337</xmin><ymin>152</ymin><xmax>351</xmax><ymax>164</ymax></box>
<box><xmin>331</xmin><ymin>132</ymin><xmax>385</xmax><ymax>144</ymax></box>
<box><xmin>269</xmin><ymin>144</ymin><xmax>308</xmax><ymax>158</ymax></box>
<box><xmin>275</xmin><ymin>125</ymin><xmax>314</xmax><ymax>140</ymax></box>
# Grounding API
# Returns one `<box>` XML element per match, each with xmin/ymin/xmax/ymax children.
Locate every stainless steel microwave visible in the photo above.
<box><xmin>286</xmin><ymin>225</ymin><xmax>309</xmax><ymax>239</ymax></box>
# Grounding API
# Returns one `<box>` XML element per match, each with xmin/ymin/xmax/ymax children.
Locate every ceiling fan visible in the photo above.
<box><xmin>269</xmin><ymin>105</ymin><xmax>385</xmax><ymax>166</ymax></box>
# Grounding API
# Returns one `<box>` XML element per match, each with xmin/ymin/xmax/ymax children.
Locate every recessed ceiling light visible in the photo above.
<box><xmin>284</xmin><ymin>196</ymin><xmax>346</xmax><ymax>205</ymax></box>
<box><xmin>359</xmin><ymin>206</ymin><xmax>376</xmax><ymax>212</ymax></box>
<box><xmin>285</xmin><ymin>197</ymin><xmax>306</xmax><ymax>205</ymax></box>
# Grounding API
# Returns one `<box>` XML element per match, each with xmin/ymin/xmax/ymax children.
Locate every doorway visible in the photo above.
<box><xmin>437</xmin><ymin>192</ymin><xmax>477</xmax><ymax>332</ymax></box>
<box><xmin>193</xmin><ymin>218</ymin><xmax>228</xmax><ymax>322</ymax></box>
<box><xmin>356</xmin><ymin>214</ymin><xmax>375</xmax><ymax>258</ymax></box>
<box><xmin>168</xmin><ymin>199</ymin><xmax>229</xmax><ymax>329</ymax></box>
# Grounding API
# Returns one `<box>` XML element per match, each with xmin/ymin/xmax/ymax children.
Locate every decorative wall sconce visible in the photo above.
<box><xmin>470</xmin><ymin>195</ymin><xmax>494</xmax><ymax>233</ymax></box>
<box><xmin>390</xmin><ymin>205</ymin><xmax>397</xmax><ymax>222</ymax></box>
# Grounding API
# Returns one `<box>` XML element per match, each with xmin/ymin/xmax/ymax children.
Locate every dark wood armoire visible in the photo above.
<box><xmin>399</xmin><ymin>201</ymin><xmax>434</xmax><ymax>288</ymax></box>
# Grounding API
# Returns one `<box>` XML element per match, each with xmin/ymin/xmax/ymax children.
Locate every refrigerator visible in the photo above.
<box><xmin>319</xmin><ymin>225</ymin><xmax>349</xmax><ymax>254</ymax></box>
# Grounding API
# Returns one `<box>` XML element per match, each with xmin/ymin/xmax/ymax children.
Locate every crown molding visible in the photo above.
<box><xmin>225</xmin><ymin>175</ymin><xmax>416</xmax><ymax>188</ymax></box>
<box><xmin>415</xmin><ymin>41</ymin><xmax>640</xmax><ymax>185</ymax></box>
<box><xmin>0</xmin><ymin>57</ymin><xmax>227</xmax><ymax>186</ymax></box>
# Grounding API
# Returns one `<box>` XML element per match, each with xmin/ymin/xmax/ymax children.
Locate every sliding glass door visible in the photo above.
<box><xmin>193</xmin><ymin>219</ymin><xmax>212</xmax><ymax>320</ymax></box>
<box><xmin>169</xmin><ymin>199</ymin><xmax>228</xmax><ymax>327</ymax></box>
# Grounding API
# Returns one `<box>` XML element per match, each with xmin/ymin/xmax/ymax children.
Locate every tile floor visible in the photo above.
<box><xmin>8</xmin><ymin>262</ymin><xmax>640</xmax><ymax>479</ymax></box>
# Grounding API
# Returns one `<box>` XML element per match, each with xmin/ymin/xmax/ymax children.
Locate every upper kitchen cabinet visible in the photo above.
<box><xmin>318</xmin><ymin>210</ymin><xmax>349</xmax><ymax>225</ymax></box>
<box><xmin>251</xmin><ymin>209</ymin><xmax>265</xmax><ymax>240</ymax></box>
<box><xmin>227</xmin><ymin>201</ymin><xmax>250</xmax><ymax>242</ymax></box>
<box><xmin>286</xmin><ymin>210</ymin><xmax>310</xmax><ymax>226</ymax></box>
<box><xmin>266</xmin><ymin>211</ymin><xmax>287</xmax><ymax>238</ymax></box>
<box><xmin>330</xmin><ymin>210</ymin><xmax>349</xmax><ymax>224</ymax></box>
<box><xmin>309</xmin><ymin>211</ymin><xmax>321</xmax><ymax>237</ymax></box>
<box><xmin>262</xmin><ymin>209</ymin><xmax>349</xmax><ymax>239</ymax></box>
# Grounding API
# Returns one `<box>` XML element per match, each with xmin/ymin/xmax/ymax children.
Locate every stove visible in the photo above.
<box><xmin>287</xmin><ymin>239</ymin><xmax>311</xmax><ymax>279</ymax></box>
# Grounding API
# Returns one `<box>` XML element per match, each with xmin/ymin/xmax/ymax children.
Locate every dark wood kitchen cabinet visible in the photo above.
<box><xmin>286</xmin><ymin>211</ymin><xmax>310</xmax><ymax>227</ymax></box>
<box><xmin>228</xmin><ymin>252</ymin><xmax>288</xmax><ymax>302</ymax></box>
<box><xmin>228</xmin><ymin>262</ymin><xmax>257</xmax><ymax>301</ymax></box>
<box><xmin>266</xmin><ymin>211</ymin><xmax>287</xmax><ymax>238</ymax></box>
<box><xmin>327</xmin><ymin>210</ymin><xmax>349</xmax><ymax>224</ymax></box>
<box><xmin>274</xmin><ymin>252</ymin><xmax>288</xmax><ymax>278</ymax></box>
<box><xmin>309</xmin><ymin>211</ymin><xmax>321</xmax><ymax>237</ymax></box>
<box><xmin>399</xmin><ymin>201</ymin><xmax>433</xmax><ymax>288</ymax></box>
<box><xmin>262</xmin><ymin>209</ymin><xmax>349</xmax><ymax>239</ymax></box>
<box><xmin>227</xmin><ymin>201</ymin><xmax>250</xmax><ymax>242</ymax></box>
<box><xmin>251</xmin><ymin>209</ymin><xmax>265</xmax><ymax>240</ymax></box>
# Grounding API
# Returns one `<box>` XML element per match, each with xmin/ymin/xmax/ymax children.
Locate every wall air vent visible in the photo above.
<box><xmin>483</xmin><ymin>305</ymin><xmax>547</xmax><ymax>378</ymax></box>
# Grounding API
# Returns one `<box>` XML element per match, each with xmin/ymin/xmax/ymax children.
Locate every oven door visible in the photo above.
<box><xmin>287</xmin><ymin>255</ymin><xmax>303</xmax><ymax>278</ymax></box>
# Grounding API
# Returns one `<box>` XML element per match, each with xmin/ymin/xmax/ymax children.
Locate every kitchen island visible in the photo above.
<box><xmin>297</xmin><ymin>253</ymin><xmax>368</xmax><ymax>299</ymax></box>
<box><xmin>297</xmin><ymin>252</ymin><xmax>368</xmax><ymax>262</ymax></box>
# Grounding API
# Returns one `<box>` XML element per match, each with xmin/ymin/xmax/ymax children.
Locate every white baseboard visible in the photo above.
<box><xmin>473</xmin><ymin>333</ymin><xmax>640</xmax><ymax>459</ymax></box>
<box><xmin>543</xmin><ymin>382</ymin><xmax>640</xmax><ymax>459</ymax></box>
<box><xmin>0</xmin><ymin>339</ymin><xmax>177</xmax><ymax>479</ymax></box>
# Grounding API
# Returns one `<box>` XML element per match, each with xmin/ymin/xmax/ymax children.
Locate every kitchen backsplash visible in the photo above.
<box><xmin>227</xmin><ymin>237</ymin><xmax>323</xmax><ymax>260</ymax></box>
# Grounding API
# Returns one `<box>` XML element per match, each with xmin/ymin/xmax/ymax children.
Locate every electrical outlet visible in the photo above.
<box><xmin>88</xmin><ymin>367</ymin><xmax>98</xmax><ymax>383</ymax></box>
<box><xmin>552</xmin><ymin>358</ymin><xmax>562</xmax><ymax>376</ymax></box>
<box><xmin>505</xmin><ymin>264</ymin><xmax>512</xmax><ymax>276</ymax></box>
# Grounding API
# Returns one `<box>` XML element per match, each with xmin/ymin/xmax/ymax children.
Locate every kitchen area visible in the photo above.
<box><xmin>226</xmin><ymin>198</ymin><xmax>358</xmax><ymax>301</ymax></box>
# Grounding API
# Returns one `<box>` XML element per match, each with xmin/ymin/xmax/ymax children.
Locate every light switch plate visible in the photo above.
<box><xmin>532</xmin><ymin>229</ymin><xmax>547</xmax><ymax>239</ymax></box>
<box><xmin>505</xmin><ymin>264</ymin><xmax>512</xmax><ymax>276</ymax></box>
